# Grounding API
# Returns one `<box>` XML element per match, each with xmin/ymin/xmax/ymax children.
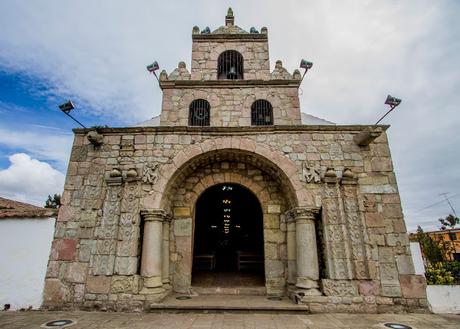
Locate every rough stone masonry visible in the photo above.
<box><xmin>43</xmin><ymin>9</ymin><xmax>428</xmax><ymax>313</ymax></box>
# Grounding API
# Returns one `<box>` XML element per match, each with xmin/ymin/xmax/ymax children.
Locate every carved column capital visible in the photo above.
<box><xmin>140</xmin><ymin>209</ymin><xmax>172</xmax><ymax>222</ymax></box>
<box><xmin>285</xmin><ymin>207</ymin><xmax>320</xmax><ymax>222</ymax></box>
<box><xmin>340</xmin><ymin>168</ymin><xmax>358</xmax><ymax>185</ymax></box>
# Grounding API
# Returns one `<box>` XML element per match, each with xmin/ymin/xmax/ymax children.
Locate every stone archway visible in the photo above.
<box><xmin>156</xmin><ymin>144</ymin><xmax>303</xmax><ymax>295</ymax></box>
<box><xmin>140</xmin><ymin>137</ymin><xmax>311</xmax><ymax>210</ymax></box>
<box><xmin>139</xmin><ymin>139</ymin><xmax>322</xmax><ymax>297</ymax></box>
<box><xmin>165</xmin><ymin>159</ymin><xmax>291</xmax><ymax>295</ymax></box>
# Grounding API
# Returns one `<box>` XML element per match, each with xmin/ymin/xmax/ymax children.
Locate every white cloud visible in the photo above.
<box><xmin>0</xmin><ymin>153</ymin><xmax>65</xmax><ymax>206</ymax></box>
<box><xmin>0</xmin><ymin>126</ymin><xmax>73</xmax><ymax>169</ymax></box>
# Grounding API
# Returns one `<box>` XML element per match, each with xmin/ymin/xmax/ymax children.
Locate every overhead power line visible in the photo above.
<box><xmin>440</xmin><ymin>192</ymin><xmax>458</xmax><ymax>217</ymax></box>
<box><xmin>411</xmin><ymin>192</ymin><xmax>460</xmax><ymax>214</ymax></box>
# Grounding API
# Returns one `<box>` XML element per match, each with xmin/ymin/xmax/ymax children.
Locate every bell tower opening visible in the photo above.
<box><xmin>192</xmin><ymin>183</ymin><xmax>265</xmax><ymax>290</ymax></box>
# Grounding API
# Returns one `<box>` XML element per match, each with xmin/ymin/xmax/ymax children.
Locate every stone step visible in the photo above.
<box><xmin>191</xmin><ymin>286</ymin><xmax>266</xmax><ymax>296</ymax></box>
<box><xmin>148</xmin><ymin>295</ymin><xmax>309</xmax><ymax>314</ymax></box>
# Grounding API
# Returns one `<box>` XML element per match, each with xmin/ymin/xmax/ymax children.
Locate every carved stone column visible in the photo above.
<box><xmin>162</xmin><ymin>218</ymin><xmax>171</xmax><ymax>284</ymax></box>
<box><xmin>140</xmin><ymin>209</ymin><xmax>168</xmax><ymax>289</ymax></box>
<box><xmin>286</xmin><ymin>207</ymin><xmax>322</xmax><ymax>296</ymax></box>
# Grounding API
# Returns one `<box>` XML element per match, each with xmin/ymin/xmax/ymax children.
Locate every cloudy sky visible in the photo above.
<box><xmin>0</xmin><ymin>1</ymin><xmax>459</xmax><ymax>231</ymax></box>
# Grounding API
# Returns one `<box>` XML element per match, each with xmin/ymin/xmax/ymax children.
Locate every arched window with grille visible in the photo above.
<box><xmin>218</xmin><ymin>50</ymin><xmax>244</xmax><ymax>80</ymax></box>
<box><xmin>189</xmin><ymin>99</ymin><xmax>210</xmax><ymax>126</ymax></box>
<box><xmin>251</xmin><ymin>100</ymin><xmax>273</xmax><ymax>126</ymax></box>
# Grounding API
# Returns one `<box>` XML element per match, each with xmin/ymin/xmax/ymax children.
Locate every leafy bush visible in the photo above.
<box><xmin>443</xmin><ymin>261</ymin><xmax>460</xmax><ymax>284</ymax></box>
<box><xmin>425</xmin><ymin>262</ymin><xmax>455</xmax><ymax>285</ymax></box>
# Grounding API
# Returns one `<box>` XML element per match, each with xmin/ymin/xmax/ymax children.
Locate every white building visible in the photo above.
<box><xmin>0</xmin><ymin>197</ymin><xmax>56</xmax><ymax>310</ymax></box>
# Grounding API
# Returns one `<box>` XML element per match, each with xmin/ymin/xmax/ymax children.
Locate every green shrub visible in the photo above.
<box><xmin>443</xmin><ymin>261</ymin><xmax>460</xmax><ymax>284</ymax></box>
<box><xmin>425</xmin><ymin>262</ymin><xmax>455</xmax><ymax>285</ymax></box>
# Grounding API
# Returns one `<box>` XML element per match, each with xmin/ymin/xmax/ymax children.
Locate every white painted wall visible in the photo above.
<box><xmin>410</xmin><ymin>242</ymin><xmax>425</xmax><ymax>275</ymax></box>
<box><xmin>427</xmin><ymin>285</ymin><xmax>460</xmax><ymax>313</ymax></box>
<box><xmin>0</xmin><ymin>218</ymin><xmax>55</xmax><ymax>310</ymax></box>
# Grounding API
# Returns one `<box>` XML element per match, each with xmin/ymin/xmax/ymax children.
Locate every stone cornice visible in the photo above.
<box><xmin>140</xmin><ymin>209</ymin><xmax>172</xmax><ymax>222</ymax></box>
<box><xmin>159</xmin><ymin>79</ymin><xmax>301</xmax><ymax>89</ymax></box>
<box><xmin>192</xmin><ymin>34</ymin><xmax>268</xmax><ymax>41</ymax></box>
<box><xmin>73</xmin><ymin>125</ymin><xmax>389</xmax><ymax>135</ymax></box>
<box><xmin>285</xmin><ymin>207</ymin><xmax>320</xmax><ymax>222</ymax></box>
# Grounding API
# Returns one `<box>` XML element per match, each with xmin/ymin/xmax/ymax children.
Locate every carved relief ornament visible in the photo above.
<box><xmin>142</xmin><ymin>162</ymin><xmax>159</xmax><ymax>185</ymax></box>
<box><xmin>302</xmin><ymin>163</ymin><xmax>321</xmax><ymax>183</ymax></box>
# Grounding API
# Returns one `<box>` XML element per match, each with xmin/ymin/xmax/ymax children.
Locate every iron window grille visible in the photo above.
<box><xmin>251</xmin><ymin>99</ymin><xmax>273</xmax><ymax>126</ymax></box>
<box><xmin>189</xmin><ymin>99</ymin><xmax>210</xmax><ymax>126</ymax></box>
<box><xmin>218</xmin><ymin>50</ymin><xmax>244</xmax><ymax>80</ymax></box>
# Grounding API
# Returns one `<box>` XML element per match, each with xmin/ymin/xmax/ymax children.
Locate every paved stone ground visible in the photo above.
<box><xmin>0</xmin><ymin>311</ymin><xmax>459</xmax><ymax>329</ymax></box>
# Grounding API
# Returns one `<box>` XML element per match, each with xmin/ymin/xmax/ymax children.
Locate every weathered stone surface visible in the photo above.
<box><xmin>80</xmin><ymin>211</ymin><xmax>98</xmax><ymax>228</ymax></box>
<box><xmin>322</xmin><ymin>280</ymin><xmax>358</xmax><ymax>297</ymax></box>
<box><xmin>79</xmin><ymin>239</ymin><xmax>96</xmax><ymax>262</ymax></box>
<box><xmin>396</xmin><ymin>255</ymin><xmax>415</xmax><ymax>274</ymax></box>
<box><xmin>51</xmin><ymin>239</ymin><xmax>78</xmax><ymax>261</ymax></box>
<box><xmin>57</xmin><ymin>205</ymin><xmax>75</xmax><ymax>222</ymax></box>
<box><xmin>91</xmin><ymin>255</ymin><xmax>115</xmax><ymax>275</ymax></box>
<box><xmin>111</xmin><ymin>275</ymin><xmax>139</xmax><ymax>293</ymax></box>
<box><xmin>64</xmin><ymin>262</ymin><xmax>88</xmax><ymax>283</ymax></box>
<box><xmin>173</xmin><ymin>207</ymin><xmax>190</xmax><ymax>218</ymax></box>
<box><xmin>86</xmin><ymin>275</ymin><xmax>111</xmax><ymax>293</ymax></box>
<box><xmin>114</xmin><ymin>257</ymin><xmax>138</xmax><ymax>275</ymax></box>
<box><xmin>358</xmin><ymin>280</ymin><xmax>379</xmax><ymax>296</ymax></box>
<box><xmin>173</xmin><ymin>218</ymin><xmax>192</xmax><ymax>236</ymax></box>
<box><xmin>265</xmin><ymin>260</ymin><xmax>284</xmax><ymax>277</ymax></box>
<box><xmin>380</xmin><ymin>283</ymin><xmax>402</xmax><ymax>297</ymax></box>
<box><xmin>267</xmin><ymin>205</ymin><xmax>281</xmax><ymax>214</ymax></box>
<box><xmin>43</xmin><ymin>279</ymin><xmax>70</xmax><ymax>304</ymax></box>
<box><xmin>399</xmin><ymin>274</ymin><xmax>427</xmax><ymax>299</ymax></box>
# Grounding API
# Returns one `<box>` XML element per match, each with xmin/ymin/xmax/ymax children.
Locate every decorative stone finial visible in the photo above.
<box><xmin>226</xmin><ymin>7</ymin><xmax>234</xmax><ymax>27</ymax></box>
<box><xmin>261</xmin><ymin>27</ymin><xmax>268</xmax><ymax>34</ymax></box>
<box><xmin>271</xmin><ymin>60</ymin><xmax>292</xmax><ymax>80</ymax></box>
<box><xmin>169</xmin><ymin>62</ymin><xmax>191</xmax><ymax>81</ymax></box>
<box><xmin>293</xmin><ymin>69</ymin><xmax>302</xmax><ymax>80</ymax></box>
<box><xmin>159</xmin><ymin>70</ymin><xmax>168</xmax><ymax>81</ymax></box>
<box><xmin>192</xmin><ymin>26</ymin><xmax>200</xmax><ymax>34</ymax></box>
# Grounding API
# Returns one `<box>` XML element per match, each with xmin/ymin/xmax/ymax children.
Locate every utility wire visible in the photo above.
<box><xmin>411</xmin><ymin>192</ymin><xmax>460</xmax><ymax>214</ymax></box>
<box><xmin>440</xmin><ymin>192</ymin><xmax>458</xmax><ymax>217</ymax></box>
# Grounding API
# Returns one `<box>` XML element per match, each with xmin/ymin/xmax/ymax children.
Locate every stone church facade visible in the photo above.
<box><xmin>43</xmin><ymin>10</ymin><xmax>427</xmax><ymax>313</ymax></box>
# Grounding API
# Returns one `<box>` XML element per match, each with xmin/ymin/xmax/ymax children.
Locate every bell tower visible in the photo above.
<box><xmin>158</xmin><ymin>8</ymin><xmax>303</xmax><ymax>127</ymax></box>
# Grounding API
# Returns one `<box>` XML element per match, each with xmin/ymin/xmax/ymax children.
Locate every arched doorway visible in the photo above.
<box><xmin>192</xmin><ymin>183</ymin><xmax>265</xmax><ymax>290</ymax></box>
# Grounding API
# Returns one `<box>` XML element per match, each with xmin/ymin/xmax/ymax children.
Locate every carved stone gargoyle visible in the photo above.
<box><xmin>353</xmin><ymin>127</ymin><xmax>382</xmax><ymax>146</ymax></box>
<box><xmin>86</xmin><ymin>130</ymin><xmax>103</xmax><ymax>147</ymax></box>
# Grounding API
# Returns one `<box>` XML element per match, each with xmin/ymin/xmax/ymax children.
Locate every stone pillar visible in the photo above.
<box><xmin>162</xmin><ymin>218</ymin><xmax>171</xmax><ymax>284</ymax></box>
<box><xmin>286</xmin><ymin>220</ymin><xmax>297</xmax><ymax>285</ymax></box>
<box><xmin>287</xmin><ymin>207</ymin><xmax>322</xmax><ymax>296</ymax></box>
<box><xmin>140</xmin><ymin>209</ymin><xmax>168</xmax><ymax>289</ymax></box>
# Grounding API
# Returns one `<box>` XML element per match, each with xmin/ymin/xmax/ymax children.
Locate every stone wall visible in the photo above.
<box><xmin>42</xmin><ymin>126</ymin><xmax>427</xmax><ymax>312</ymax></box>
<box><xmin>191</xmin><ymin>39</ymin><xmax>270</xmax><ymax>80</ymax></box>
<box><xmin>159</xmin><ymin>86</ymin><xmax>302</xmax><ymax>127</ymax></box>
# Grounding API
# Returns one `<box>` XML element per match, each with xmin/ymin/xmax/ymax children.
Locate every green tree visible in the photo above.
<box><xmin>438</xmin><ymin>214</ymin><xmax>459</xmax><ymax>230</ymax></box>
<box><xmin>44</xmin><ymin>194</ymin><xmax>61</xmax><ymax>209</ymax></box>
<box><xmin>414</xmin><ymin>226</ymin><xmax>449</xmax><ymax>263</ymax></box>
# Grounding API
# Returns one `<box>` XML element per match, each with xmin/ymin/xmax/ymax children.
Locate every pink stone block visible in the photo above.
<box><xmin>86</xmin><ymin>276</ymin><xmax>111</xmax><ymax>294</ymax></box>
<box><xmin>358</xmin><ymin>280</ymin><xmax>380</xmax><ymax>296</ymax></box>
<box><xmin>399</xmin><ymin>274</ymin><xmax>427</xmax><ymax>299</ymax></box>
<box><xmin>57</xmin><ymin>205</ymin><xmax>74</xmax><ymax>222</ymax></box>
<box><xmin>51</xmin><ymin>239</ymin><xmax>78</xmax><ymax>261</ymax></box>
<box><xmin>43</xmin><ymin>279</ymin><xmax>70</xmax><ymax>304</ymax></box>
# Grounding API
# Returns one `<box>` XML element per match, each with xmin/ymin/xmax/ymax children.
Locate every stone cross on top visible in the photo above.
<box><xmin>225</xmin><ymin>7</ymin><xmax>234</xmax><ymax>27</ymax></box>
